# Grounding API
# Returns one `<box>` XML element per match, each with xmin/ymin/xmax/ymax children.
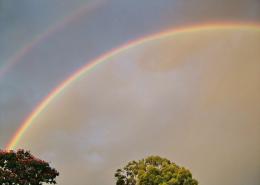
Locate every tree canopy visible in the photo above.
<box><xmin>0</xmin><ymin>149</ymin><xmax>59</xmax><ymax>185</ymax></box>
<box><xmin>115</xmin><ymin>155</ymin><xmax>198</xmax><ymax>185</ymax></box>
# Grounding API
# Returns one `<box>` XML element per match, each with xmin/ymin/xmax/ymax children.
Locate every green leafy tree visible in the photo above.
<box><xmin>115</xmin><ymin>156</ymin><xmax>198</xmax><ymax>185</ymax></box>
<box><xmin>0</xmin><ymin>149</ymin><xmax>59</xmax><ymax>185</ymax></box>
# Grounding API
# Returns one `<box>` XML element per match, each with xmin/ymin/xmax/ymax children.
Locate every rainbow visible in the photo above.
<box><xmin>6</xmin><ymin>22</ymin><xmax>260</xmax><ymax>150</ymax></box>
<box><xmin>0</xmin><ymin>0</ymin><xmax>105</xmax><ymax>80</ymax></box>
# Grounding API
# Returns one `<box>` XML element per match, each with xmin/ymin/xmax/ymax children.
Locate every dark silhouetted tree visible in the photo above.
<box><xmin>0</xmin><ymin>149</ymin><xmax>59</xmax><ymax>184</ymax></box>
<box><xmin>115</xmin><ymin>155</ymin><xmax>198</xmax><ymax>185</ymax></box>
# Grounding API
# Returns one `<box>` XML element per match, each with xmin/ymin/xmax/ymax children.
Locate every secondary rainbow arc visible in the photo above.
<box><xmin>0</xmin><ymin>0</ymin><xmax>105</xmax><ymax>80</ymax></box>
<box><xmin>6</xmin><ymin>22</ymin><xmax>260</xmax><ymax>150</ymax></box>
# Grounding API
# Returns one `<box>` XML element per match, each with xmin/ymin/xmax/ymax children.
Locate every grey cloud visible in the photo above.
<box><xmin>15</xmin><ymin>29</ymin><xmax>260</xmax><ymax>185</ymax></box>
<box><xmin>1</xmin><ymin>0</ymin><xmax>260</xmax><ymax>148</ymax></box>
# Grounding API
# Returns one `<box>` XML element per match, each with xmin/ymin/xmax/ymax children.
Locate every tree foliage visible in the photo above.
<box><xmin>0</xmin><ymin>149</ymin><xmax>59</xmax><ymax>185</ymax></box>
<box><xmin>115</xmin><ymin>156</ymin><xmax>198</xmax><ymax>185</ymax></box>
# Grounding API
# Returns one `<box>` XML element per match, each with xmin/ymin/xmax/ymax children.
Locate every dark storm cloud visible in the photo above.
<box><xmin>0</xmin><ymin>0</ymin><xmax>88</xmax><ymax>62</ymax></box>
<box><xmin>0</xmin><ymin>0</ymin><xmax>106</xmax><ymax>147</ymax></box>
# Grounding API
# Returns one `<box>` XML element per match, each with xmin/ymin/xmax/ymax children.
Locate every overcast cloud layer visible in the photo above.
<box><xmin>16</xmin><ymin>29</ymin><xmax>260</xmax><ymax>185</ymax></box>
<box><xmin>1</xmin><ymin>0</ymin><xmax>260</xmax><ymax>148</ymax></box>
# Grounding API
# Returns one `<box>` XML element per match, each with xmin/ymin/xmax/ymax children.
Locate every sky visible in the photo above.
<box><xmin>0</xmin><ymin>0</ymin><xmax>260</xmax><ymax>184</ymax></box>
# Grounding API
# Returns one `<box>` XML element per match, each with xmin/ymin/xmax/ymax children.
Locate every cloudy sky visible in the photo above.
<box><xmin>0</xmin><ymin>0</ymin><xmax>260</xmax><ymax>185</ymax></box>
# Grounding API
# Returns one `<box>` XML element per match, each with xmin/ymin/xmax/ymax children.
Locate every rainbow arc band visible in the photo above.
<box><xmin>0</xmin><ymin>0</ymin><xmax>104</xmax><ymax>80</ymax></box>
<box><xmin>6</xmin><ymin>22</ymin><xmax>260</xmax><ymax>150</ymax></box>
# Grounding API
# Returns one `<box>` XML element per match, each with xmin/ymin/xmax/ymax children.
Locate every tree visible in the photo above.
<box><xmin>0</xmin><ymin>149</ymin><xmax>59</xmax><ymax>185</ymax></box>
<box><xmin>115</xmin><ymin>155</ymin><xmax>198</xmax><ymax>185</ymax></box>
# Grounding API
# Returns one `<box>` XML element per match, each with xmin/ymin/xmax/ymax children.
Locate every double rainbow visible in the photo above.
<box><xmin>6</xmin><ymin>22</ymin><xmax>260</xmax><ymax>150</ymax></box>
